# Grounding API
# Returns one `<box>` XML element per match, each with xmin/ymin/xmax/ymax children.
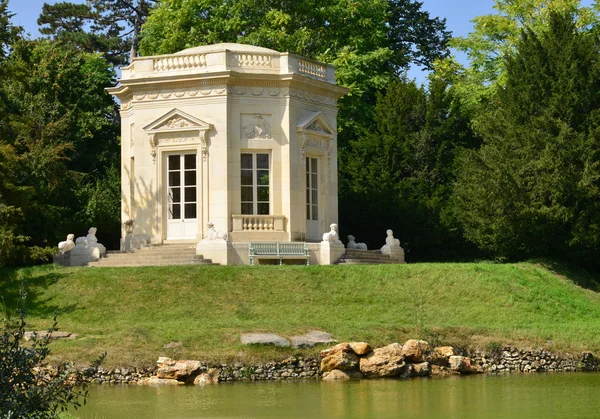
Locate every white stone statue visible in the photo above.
<box><xmin>74</xmin><ymin>227</ymin><xmax>106</xmax><ymax>258</ymax></box>
<box><xmin>58</xmin><ymin>234</ymin><xmax>75</xmax><ymax>254</ymax></box>
<box><xmin>322</xmin><ymin>223</ymin><xmax>341</xmax><ymax>243</ymax></box>
<box><xmin>381</xmin><ymin>229</ymin><xmax>401</xmax><ymax>255</ymax></box>
<box><xmin>203</xmin><ymin>222</ymin><xmax>228</xmax><ymax>241</ymax></box>
<box><xmin>347</xmin><ymin>235</ymin><xmax>367</xmax><ymax>250</ymax></box>
<box><xmin>86</xmin><ymin>227</ymin><xmax>99</xmax><ymax>244</ymax></box>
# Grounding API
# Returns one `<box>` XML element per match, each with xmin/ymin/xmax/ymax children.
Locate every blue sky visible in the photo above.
<box><xmin>5</xmin><ymin>0</ymin><xmax>594</xmax><ymax>82</ymax></box>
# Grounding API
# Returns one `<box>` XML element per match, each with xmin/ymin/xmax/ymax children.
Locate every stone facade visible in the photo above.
<box><xmin>107</xmin><ymin>43</ymin><xmax>348</xmax><ymax>257</ymax></box>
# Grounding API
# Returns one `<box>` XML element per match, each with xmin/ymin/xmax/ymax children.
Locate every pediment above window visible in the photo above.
<box><xmin>143</xmin><ymin>108</ymin><xmax>212</xmax><ymax>134</ymax></box>
<box><xmin>297</xmin><ymin>112</ymin><xmax>335</xmax><ymax>160</ymax></box>
<box><xmin>297</xmin><ymin>112</ymin><xmax>334</xmax><ymax>137</ymax></box>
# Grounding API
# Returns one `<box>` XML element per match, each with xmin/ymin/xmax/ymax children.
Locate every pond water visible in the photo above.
<box><xmin>75</xmin><ymin>373</ymin><xmax>600</xmax><ymax>418</ymax></box>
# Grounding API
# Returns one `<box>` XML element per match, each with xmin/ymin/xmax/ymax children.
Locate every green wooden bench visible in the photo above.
<box><xmin>249</xmin><ymin>242</ymin><xmax>310</xmax><ymax>265</ymax></box>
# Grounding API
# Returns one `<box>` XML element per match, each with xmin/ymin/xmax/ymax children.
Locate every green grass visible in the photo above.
<box><xmin>2</xmin><ymin>262</ymin><xmax>600</xmax><ymax>368</ymax></box>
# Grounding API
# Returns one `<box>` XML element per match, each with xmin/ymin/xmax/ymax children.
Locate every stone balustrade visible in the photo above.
<box><xmin>232</xmin><ymin>215</ymin><xmax>285</xmax><ymax>232</ymax></box>
<box><xmin>122</xmin><ymin>49</ymin><xmax>336</xmax><ymax>84</ymax></box>
<box><xmin>230</xmin><ymin>53</ymin><xmax>272</xmax><ymax>68</ymax></box>
<box><xmin>298</xmin><ymin>58</ymin><xmax>327</xmax><ymax>79</ymax></box>
<box><xmin>153</xmin><ymin>54</ymin><xmax>208</xmax><ymax>72</ymax></box>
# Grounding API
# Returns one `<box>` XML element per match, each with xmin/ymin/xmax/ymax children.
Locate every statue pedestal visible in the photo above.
<box><xmin>381</xmin><ymin>245</ymin><xmax>405</xmax><ymax>263</ymax></box>
<box><xmin>196</xmin><ymin>240</ymin><xmax>232</xmax><ymax>265</ymax></box>
<box><xmin>320</xmin><ymin>241</ymin><xmax>345</xmax><ymax>265</ymax></box>
<box><xmin>53</xmin><ymin>243</ymin><xmax>106</xmax><ymax>267</ymax></box>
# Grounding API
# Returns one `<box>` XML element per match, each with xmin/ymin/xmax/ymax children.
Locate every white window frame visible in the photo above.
<box><xmin>306</xmin><ymin>156</ymin><xmax>319</xmax><ymax>221</ymax></box>
<box><xmin>241</xmin><ymin>151</ymin><xmax>271</xmax><ymax>215</ymax></box>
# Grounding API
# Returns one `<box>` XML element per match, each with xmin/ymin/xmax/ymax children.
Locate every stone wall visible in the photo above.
<box><xmin>470</xmin><ymin>347</ymin><xmax>599</xmax><ymax>373</ymax></box>
<box><xmin>77</xmin><ymin>345</ymin><xmax>599</xmax><ymax>385</ymax></box>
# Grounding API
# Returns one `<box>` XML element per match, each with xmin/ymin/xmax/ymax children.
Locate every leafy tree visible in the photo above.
<box><xmin>451</xmin><ymin>12</ymin><xmax>600</xmax><ymax>268</ymax></box>
<box><xmin>435</xmin><ymin>0</ymin><xmax>598</xmax><ymax>122</ymax></box>
<box><xmin>340</xmin><ymin>76</ymin><xmax>479</xmax><ymax>260</ymax></box>
<box><xmin>38</xmin><ymin>0</ymin><xmax>156</xmax><ymax>64</ymax></box>
<box><xmin>0</xmin><ymin>38</ymin><xmax>120</xmax><ymax>262</ymax></box>
<box><xmin>139</xmin><ymin>0</ymin><xmax>450</xmax><ymax>144</ymax></box>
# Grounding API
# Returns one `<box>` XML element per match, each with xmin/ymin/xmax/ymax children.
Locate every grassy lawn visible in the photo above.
<box><xmin>1</xmin><ymin>262</ymin><xmax>600</xmax><ymax>368</ymax></box>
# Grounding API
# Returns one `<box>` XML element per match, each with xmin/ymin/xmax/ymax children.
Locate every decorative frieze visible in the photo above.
<box><xmin>129</xmin><ymin>85</ymin><xmax>336</xmax><ymax>107</ymax></box>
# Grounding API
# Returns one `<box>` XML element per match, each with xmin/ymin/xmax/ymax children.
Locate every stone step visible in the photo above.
<box><xmin>89</xmin><ymin>243</ymin><xmax>219</xmax><ymax>267</ymax></box>
<box><xmin>99</xmin><ymin>254</ymin><xmax>203</xmax><ymax>260</ymax></box>
<box><xmin>88</xmin><ymin>260</ymin><xmax>218</xmax><ymax>267</ymax></box>
<box><xmin>338</xmin><ymin>255</ymin><xmax>392</xmax><ymax>261</ymax></box>
<box><xmin>337</xmin><ymin>259</ymin><xmax>395</xmax><ymax>265</ymax></box>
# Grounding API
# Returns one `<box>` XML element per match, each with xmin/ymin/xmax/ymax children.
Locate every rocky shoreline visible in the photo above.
<box><xmin>78</xmin><ymin>340</ymin><xmax>600</xmax><ymax>385</ymax></box>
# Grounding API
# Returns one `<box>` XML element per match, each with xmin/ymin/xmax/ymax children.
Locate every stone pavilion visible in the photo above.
<box><xmin>107</xmin><ymin>43</ymin><xmax>350</xmax><ymax>264</ymax></box>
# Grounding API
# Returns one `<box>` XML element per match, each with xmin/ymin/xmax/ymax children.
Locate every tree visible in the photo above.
<box><xmin>451</xmin><ymin>12</ymin><xmax>600</xmax><ymax>268</ymax></box>
<box><xmin>435</xmin><ymin>0</ymin><xmax>598</xmax><ymax>122</ymax></box>
<box><xmin>139</xmin><ymin>0</ymin><xmax>450</xmax><ymax>144</ymax></box>
<box><xmin>340</xmin><ymin>76</ymin><xmax>479</xmax><ymax>260</ymax></box>
<box><xmin>0</xmin><ymin>38</ymin><xmax>120</xmax><ymax>263</ymax></box>
<box><xmin>38</xmin><ymin>0</ymin><xmax>156</xmax><ymax>64</ymax></box>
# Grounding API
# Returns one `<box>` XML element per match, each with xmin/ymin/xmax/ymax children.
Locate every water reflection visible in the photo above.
<box><xmin>76</xmin><ymin>373</ymin><xmax>600</xmax><ymax>418</ymax></box>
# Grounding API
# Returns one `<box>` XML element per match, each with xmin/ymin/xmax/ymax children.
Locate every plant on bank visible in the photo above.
<box><xmin>0</xmin><ymin>286</ymin><xmax>103</xmax><ymax>418</ymax></box>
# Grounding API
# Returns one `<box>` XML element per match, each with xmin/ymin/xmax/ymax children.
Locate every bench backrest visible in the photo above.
<box><xmin>249</xmin><ymin>242</ymin><xmax>307</xmax><ymax>255</ymax></box>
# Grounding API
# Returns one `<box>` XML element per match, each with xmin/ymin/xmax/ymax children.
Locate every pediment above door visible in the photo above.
<box><xmin>144</xmin><ymin>109</ymin><xmax>213</xmax><ymax>163</ymax></box>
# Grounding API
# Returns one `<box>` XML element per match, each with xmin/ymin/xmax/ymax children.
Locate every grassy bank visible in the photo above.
<box><xmin>1</xmin><ymin>262</ymin><xmax>600</xmax><ymax>367</ymax></box>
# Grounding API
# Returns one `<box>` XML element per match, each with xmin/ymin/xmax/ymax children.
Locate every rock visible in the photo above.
<box><xmin>322</xmin><ymin>370</ymin><xmax>363</xmax><ymax>381</ymax></box>
<box><xmin>163</xmin><ymin>341</ymin><xmax>183</xmax><ymax>349</ymax></box>
<box><xmin>138</xmin><ymin>377</ymin><xmax>184</xmax><ymax>385</ymax></box>
<box><xmin>349</xmin><ymin>342</ymin><xmax>372</xmax><ymax>356</ymax></box>
<box><xmin>431</xmin><ymin>365</ymin><xmax>460</xmax><ymax>376</ymax></box>
<box><xmin>290</xmin><ymin>331</ymin><xmax>334</xmax><ymax>348</ymax></box>
<box><xmin>401</xmin><ymin>339</ymin><xmax>431</xmax><ymax>362</ymax></box>
<box><xmin>359</xmin><ymin>343</ymin><xmax>405</xmax><ymax>378</ymax></box>
<box><xmin>194</xmin><ymin>368</ymin><xmax>220</xmax><ymax>385</ymax></box>
<box><xmin>434</xmin><ymin>346</ymin><xmax>456</xmax><ymax>357</ymax></box>
<box><xmin>320</xmin><ymin>342</ymin><xmax>354</xmax><ymax>358</ymax></box>
<box><xmin>156</xmin><ymin>359</ymin><xmax>202</xmax><ymax>380</ymax></box>
<box><xmin>321</xmin><ymin>351</ymin><xmax>359</xmax><ymax>373</ymax></box>
<box><xmin>449</xmin><ymin>356</ymin><xmax>481</xmax><ymax>374</ymax></box>
<box><xmin>240</xmin><ymin>333</ymin><xmax>291</xmax><ymax>347</ymax></box>
<box><xmin>412</xmin><ymin>362</ymin><xmax>431</xmax><ymax>377</ymax></box>
<box><xmin>23</xmin><ymin>331</ymin><xmax>78</xmax><ymax>341</ymax></box>
<box><xmin>399</xmin><ymin>363</ymin><xmax>415</xmax><ymax>378</ymax></box>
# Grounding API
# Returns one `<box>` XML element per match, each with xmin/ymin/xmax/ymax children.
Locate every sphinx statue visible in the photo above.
<box><xmin>58</xmin><ymin>234</ymin><xmax>75</xmax><ymax>254</ymax></box>
<box><xmin>203</xmin><ymin>222</ymin><xmax>228</xmax><ymax>241</ymax></box>
<box><xmin>322</xmin><ymin>223</ymin><xmax>341</xmax><ymax>243</ymax></box>
<box><xmin>380</xmin><ymin>229</ymin><xmax>401</xmax><ymax>256</ymax></box>
<box><xmin>74</xmin><ymin>227</ymin><xmax>106</xmax><ymax>258</ymax></box>
<box><xmin>347</xmin><ymin>235</ymin><xmax>367</xmax><ymax>250</ymax></box>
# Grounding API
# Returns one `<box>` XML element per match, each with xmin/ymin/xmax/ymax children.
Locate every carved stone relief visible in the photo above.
<box><xmin>306</xmin><ymin>120</ymin><xmax>330</xmax><ymax>134</ymax></box>
<box><xmin>241</xmin><ymin>114</ymin><xmax>272</xmax><ymax>140</ymax></box>
<box><xmin>159</xmin><ymin>116</ymin><xmax>199</xmax><ymax>129</ymax></box>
